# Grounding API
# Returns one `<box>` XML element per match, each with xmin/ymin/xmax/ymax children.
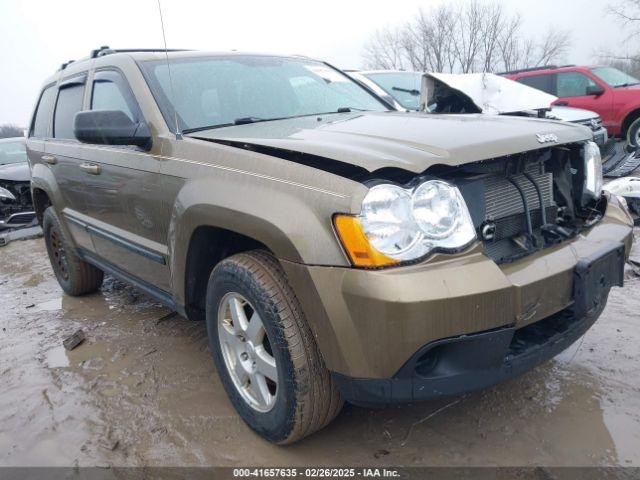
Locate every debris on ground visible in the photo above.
<box><xmin>155</xmin><ymin>311</ymin><xmax>177</xmax><ymax>325</ymax></box>
<box><xmin>63</xmin><ymin>329</ymin><xmax>86</xmax><ymax>351</ymax></box>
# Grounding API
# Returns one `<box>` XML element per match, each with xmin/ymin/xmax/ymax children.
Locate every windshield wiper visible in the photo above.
<box><xmin>615</xmin><ymin>82</ymin><xmax>640</xmax><ymax>88</ymax></box>
<box><xmin>392</xmin><ymin>86</ymin><xmax>420</xmax><ymax>96</ymax></box>
<box><xmin>336</xmin><ymin>107</ymin><xmax>368</xmax><ymax>113</ymax></box>
<box><xmin>233</xmin><ymin>116</ymin><xmax>266</xmax><ymax>125</ymax></box>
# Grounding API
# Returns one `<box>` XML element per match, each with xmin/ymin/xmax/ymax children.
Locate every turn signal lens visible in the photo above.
<box><xmin>334</xmin><ymin>215</ymin><xmax>400</xmax><ymax>267</ymax></box>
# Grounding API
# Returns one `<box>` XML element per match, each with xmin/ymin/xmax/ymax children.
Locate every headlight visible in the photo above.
<box><xmin>583</xmin><ymin>141</ymin><xmax>603</xmax><ymax>201</ymax></box>
<box><xmin>335</xmin><ymin>180</ymin><xmax>476</xmax><ymax>267</ymax></box>
<box><xmin>0</xmin><ymin>186</ymin><xmax>16</xmax><ymax>201</ymax></box>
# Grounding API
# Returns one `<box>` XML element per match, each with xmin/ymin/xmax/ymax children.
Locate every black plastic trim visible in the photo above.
<box><xmin>64</xmin><ymin>214</ymin><xmax>166</xmax><ymax>265</ymax></box>
<box><xmin>77</xmin><ymin>248</ymin><xmax>179</xmax><ymax>312</ymax></box>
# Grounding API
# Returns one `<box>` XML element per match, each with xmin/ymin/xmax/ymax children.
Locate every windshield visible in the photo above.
<box><xmin>363</xmin><ymin>72</ymin><xmax>422</xmax><ymax>110</ymax></box>
<box><xmin>0</xmin><ymin>140</ymin><xmax>27</xmax><ymax>165</ymax></box>
<box><xmin>140</xmin><ymin>56</ymin><xmax>389</xmax><ymax>132</ymax></box>
<box><xmin>591</xmin><ymin>67</ymin><xmax>640</xmax><ymax>88</ymax></box>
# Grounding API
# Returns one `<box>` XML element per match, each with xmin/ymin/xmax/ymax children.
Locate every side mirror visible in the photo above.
<box><xmin>74</xmin><ymin>110</ymin><xmax>152</xmax><ymax>150</ymax></box>
<box><xmin>586</xmin><ymin>85</ymin><xmax>605</xmax><ymax>97</ymax></box>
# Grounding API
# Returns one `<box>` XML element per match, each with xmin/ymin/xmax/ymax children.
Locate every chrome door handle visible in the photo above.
<box><xmin>79</xmin><ymin>163</ymin><xmax>101</xmax><ymax>175</ymax></box>
<box><xmin>41</xmin><ymin>155</ymin><xmax>57</xmax><ymax>165</ymax></box>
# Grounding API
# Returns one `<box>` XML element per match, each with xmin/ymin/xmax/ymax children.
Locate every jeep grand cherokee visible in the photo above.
<box><xmin>27</xmin><ymin>47</ymin><xmax>634</xmax><ymax>444</ymax></box>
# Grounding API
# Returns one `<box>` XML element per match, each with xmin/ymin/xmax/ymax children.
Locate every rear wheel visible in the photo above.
<box><xmin>42</xmin><ymin>207</ymin><xmax>104</xmax><ymax>295</ymax></box>
<box><xmin>205</xmin><ymin>250</ymin><xmax>343</xmax><ymax>444</ymax></box>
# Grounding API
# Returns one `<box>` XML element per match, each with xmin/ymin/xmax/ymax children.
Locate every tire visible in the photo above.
<box><xmin>205</xmin><ymin>250</ymin><xmax>343</xmax><ymax>444</ymax></box>
<box><xmin>42</xmin><ymin>206</ymin><xmax>104</xmax><ymax>296</ymax></box>
<box><xmin>626</xmin><ymin>117</ymin><xmax>640</xmax><ymax>148</ymax></box>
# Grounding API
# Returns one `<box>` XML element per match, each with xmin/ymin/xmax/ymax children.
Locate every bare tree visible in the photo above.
<box><xmin>608</xmin><ymin>0</ymin><xmax>640</xmax><ymax>38</ymax></box>
<box><xmin>533</xmin><ymin>29</ymin><xmax>571</xmax><ymax>66</ymax></box>
<box><xmin>361</xmin><ymin>1</ymin><xmax>572</xmax><ymax>73</ymax></box>
<box><xmin>402</xmin><ymin>5</ymin><xmax>456</xmax><ymax>72</ymax></box>
<box><xmin>362</xmin><ymin>26</ymin><xmax>406</xmax><ymax>70</ymax></box>
<box><xmin>451</xmin><ymin>0</ymin><xmax>485</xmax><ymax>73</ymax></box>
<box><xmin>497</xmin><ymin>14</ymin><xmax>534</xmax><ymax>71</ymax></box>
<box><xmin>0</xmin><ymin>124</ymin><xmax>23</xmax><ymax>139</ymax></box>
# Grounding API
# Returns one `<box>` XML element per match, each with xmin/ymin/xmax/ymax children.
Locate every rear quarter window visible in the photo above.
<box><xmin>516</xmin><ymin>74</ymin><xmax>555</xmax><ymax>95</ymax></box>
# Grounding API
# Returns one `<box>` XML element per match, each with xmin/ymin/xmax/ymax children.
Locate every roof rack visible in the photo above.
<box><xmin>497</xmin><ymin>64</ymin><xmax>576</xmax><ymax>75</ymax></box>
<box><xmin>90</xmin><ymin>45</ymin><xmax>191</xmax><ymax>58</ymax></box>
<box><xmin>58</xmin><ymin>60</ymin><xmax>76</xmax><ymax>71</ymax></box>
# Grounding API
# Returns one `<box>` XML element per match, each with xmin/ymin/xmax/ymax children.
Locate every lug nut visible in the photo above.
<box><xmin>240</xmin><ymin>352</ymin><xmax>248</xmax><ymax>361</ymax></box>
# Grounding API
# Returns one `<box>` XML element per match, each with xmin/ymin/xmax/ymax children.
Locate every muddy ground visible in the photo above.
<box><xmin>1</xmin><ymin>234</ymin><xmax>639</xmax><ymax>468</ymax></box>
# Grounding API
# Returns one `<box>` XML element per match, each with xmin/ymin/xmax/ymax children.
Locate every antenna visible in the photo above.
<box><xmin>157</xmin><ymin>0</ymin><xmax>182</xmax><ymax>140</ymax></box>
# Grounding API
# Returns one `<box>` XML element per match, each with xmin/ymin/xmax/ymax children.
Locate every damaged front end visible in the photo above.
<box><xmin>0</xmin><ymin>168</ymin><xmax>36</xmax><ymax>232</ymax></box>
<box><xmin>428</xmin><ymin>141</ymin><xmax>607</xmax><ymax>264</ymax></box>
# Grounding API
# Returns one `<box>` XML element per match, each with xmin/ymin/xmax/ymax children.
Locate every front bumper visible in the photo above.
<box><xmin>333</xmin><ymin>294</ymin><xmax>607</xmax><ymax>406</ymax></box>
<box><xmin>282</xmin><ymin>196</ymin><xmax>634</xmax><ymax>387</ymax></box>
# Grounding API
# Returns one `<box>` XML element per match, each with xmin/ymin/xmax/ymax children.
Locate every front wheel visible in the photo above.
<box><xmin>205</xmin><ymin>250</ymin><xmax>343</xmax><ymax>444</ymax></box>
<box><xmin>626</xmin><ymin>117</ymin><xmax>640</xmax><ymax>149</ymax></box>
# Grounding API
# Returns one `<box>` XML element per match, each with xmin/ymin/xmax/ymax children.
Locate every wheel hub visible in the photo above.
<box><xmin>217</xmin><ymin>292</ymin><xmax>278</xmax><ymax>413</ymax></box>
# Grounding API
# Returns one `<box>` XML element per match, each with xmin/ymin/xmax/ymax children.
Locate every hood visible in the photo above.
<box><xmin>190</xmin><ymin>111</ymin><xmax>591</xmax><ymax>174</ymax></box>
<box><xmin>547</xmin><ymin>106</ymin><xmax>598</xmax><ymax>122</ymax></box>
<box><xmin>420</xmin><ymin>72</ymin><xmax>558</xmax><ymax>114</ymax></box>
<box><xmin>0</xmin><ymin>162</ymin><xmax>31</xmax><ymax>182</ymax></box>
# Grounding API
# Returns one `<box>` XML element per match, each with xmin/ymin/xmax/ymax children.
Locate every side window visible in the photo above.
<box><xmin>31</xmin><ymin>85</ymin><xmax>57</xmax><ymax>138</ymax></box>
<box><xmin>556</xmin><ymin>72</ymin><xmax>597</xmax><ymax>97</ymax></box>
<box><xmin>53</xmin><ymin>78</ymin><xmax>86</xmax><ymax>140</ymax></box>
<box><xmin>90</xmin><ymin>70</ymin><xmax>140</xmax><ymax>122</ymax></box>
<box><xmin>516</xmin><ymin>74</ymin><xmax>555</xmax><ymax>95</ymax></box>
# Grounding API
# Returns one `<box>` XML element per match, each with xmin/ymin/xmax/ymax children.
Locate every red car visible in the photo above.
<box><xmin>502</xmin><ymin>65</ymin><xmax>640</xmax><ymax>144</ymax></box>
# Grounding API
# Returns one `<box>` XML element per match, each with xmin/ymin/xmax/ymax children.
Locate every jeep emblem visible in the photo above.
<box><xmin>536</xmin><ymin>133</ymin><xmax>559</xmax><ymax>144</ymax></box>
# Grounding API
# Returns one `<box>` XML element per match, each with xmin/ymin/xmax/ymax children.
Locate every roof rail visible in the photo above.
<box><xmin>58</xmin><ymin>59</ymin><xmax>76</xmax><ymax>71</ymax></box>
<box><xmin>497</xmin><ymin>64</ymin><xmax>576</xmax><ymax>75</ymax></box>
<box><xmin>90</xmin><ymin>45</ymin><xmax>191</xmax><ymax>58</ymax></box>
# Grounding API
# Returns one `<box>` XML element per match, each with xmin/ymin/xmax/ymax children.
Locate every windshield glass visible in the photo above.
<box><xmin>363</xmin><ymin>72</ymin><xmax>422</xmax><ymax>110</ymax></box>
<box><xmin>0</xmin><ymin>140</ymin><xmax>27</xmax><ymax>165</ymax></box>
<box><xmin>591</xmin><ymin>67</ymin><xmax>640</xmax><ymax>88</ymax></box>
<box><xmin>140</xmin><ymin>56</ymin><xmax>389</xmax><ymax>131</ymax></box>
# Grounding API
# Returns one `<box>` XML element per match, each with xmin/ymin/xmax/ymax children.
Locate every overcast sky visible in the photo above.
<box><xmin>0</xmin><ymin>0</ymin><xmax>631</xmax><ymax>126</ymax></box>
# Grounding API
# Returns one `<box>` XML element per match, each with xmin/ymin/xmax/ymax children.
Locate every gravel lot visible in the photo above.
<box><xmin>1</xmin><ymin>234</ymin><xmax>639</xmax><ymax>468</ymax></box>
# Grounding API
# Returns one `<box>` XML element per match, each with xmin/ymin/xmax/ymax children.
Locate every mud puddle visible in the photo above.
<box><xmin>0</xmin><ymin>237</ymin><xmax>639</xmax><ymax>467</ymax></box>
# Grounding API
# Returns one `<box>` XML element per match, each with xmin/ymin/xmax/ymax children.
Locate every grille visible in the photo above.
<box><xmin>482</xmin><ymin>169</ymin><xmax>553</xmax><ymax>221</ymax></box>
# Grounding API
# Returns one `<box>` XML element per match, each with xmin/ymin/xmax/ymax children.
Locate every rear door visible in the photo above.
<box><xmin>79</xmin><ymin>68</ymin><xmax>171</xmax><ymax>291</ymax></box>
<box><xmin>44</xmin><ymin>74</ymin><xmax>95</xmax><ymax>251</ymax></box>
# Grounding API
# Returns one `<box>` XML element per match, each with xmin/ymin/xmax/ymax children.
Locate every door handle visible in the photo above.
<box><xmin>41</xmin><ymin>155</ymin><xmax>57</xmax><ymax>165</ymax></box>
<box><xmin>79</xmin><ymin>163</ymin><xmax>101</xmax><ymax>175</ymax></box>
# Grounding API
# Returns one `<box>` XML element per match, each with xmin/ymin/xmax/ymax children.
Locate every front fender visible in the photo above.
<box><xmin>167</xmin><ymin>175</ymin><xmax>355</xmax><ymax>304</ymax></box>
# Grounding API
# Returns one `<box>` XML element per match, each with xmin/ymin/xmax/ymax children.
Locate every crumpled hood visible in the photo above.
<box><xmin>0</xmin><ymin>162</ymin><xmax>30</xmax><ymax>182</ymax></box>
<box><xmin>190</xmin><ymin>111</ymin><xmax>591</xmax><ymax>174</ymax></box>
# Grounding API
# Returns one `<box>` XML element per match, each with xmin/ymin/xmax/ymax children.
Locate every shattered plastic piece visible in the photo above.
<box><xmin>63</xmin><ymin>329</ymin><xmax>85</xmax><ymax>351</ymax></box>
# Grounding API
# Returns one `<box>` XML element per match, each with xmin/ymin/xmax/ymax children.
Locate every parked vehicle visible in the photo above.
<box><xmin>501</xmin><ymin>65</ymin><xmax>640</xmax><ymax>143</ymax></box>
<box><xmin>0</xmin><ymin>137</ymin><xmax>35</xmax><ymax>231</ymax></box>
<box><xmin>27</xmin><ymin>47</ymin><xmax>633</xmax><ymax>443</ymax></box>
<box><xmin>349</xmin><ymin>70</ymin><xmax>422</xmax><ymax>111</ymax></box>
<box><xmin>354</xmin><ymin>70</ymin><xmax>608</xmax><ymax>146</ymax></box>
